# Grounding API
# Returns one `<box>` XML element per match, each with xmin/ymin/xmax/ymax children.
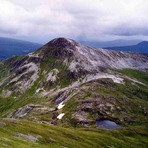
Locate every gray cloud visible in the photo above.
<box><xmin>0</xmin><ymin>0</ymin><xmax>148</xmax><ymax>42</ymax></box>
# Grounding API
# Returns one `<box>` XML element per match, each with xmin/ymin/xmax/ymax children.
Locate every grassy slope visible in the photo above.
<box><xmin>0</xmin><ymin>62</ymin><xmax>9</xmax><ymax>82</ymax></box>
<box><xmin>118</xmin><ymin>69</ymin><xmax>148</xmax><ymax>85</ymax></box>
<box><xmin>0</xmin><ymin>118</ymin><xmax>148</xmax><ymax>148</ymax></box>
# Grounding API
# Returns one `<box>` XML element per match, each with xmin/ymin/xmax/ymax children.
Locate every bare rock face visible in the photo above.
<box><xmin>68</xmin><ymin>44</ymin><xmax>148</xmax><ymax>72</ymax></box>
<box><xmin>37</xmin><ymin>37</ymin><xmax>148</xmax><ymax>72</ymax></box>
<box><xmin>7</xmin><ymin>104</ymin><xmax>56</xmax><ymax>121</ymax></box>
<box><xmin>7</xmin><ymin>104</ymin><xmax>37</xmax><ymax>119</ymax></box>
<box><xmin>0</xmin><ymin>37</ymin><xmax>148</xmax><ymax>95</ymax></box>
<box><xmin>37</xmin><ymin>37</ymin><xmax>148</xmax><ymax>71</ymax></box>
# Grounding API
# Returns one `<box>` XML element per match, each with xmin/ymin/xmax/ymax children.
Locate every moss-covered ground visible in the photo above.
<box><xmin>0</xmin><ymin>118</ymin><xmax>148</xmax><ymax>148</ymax></box>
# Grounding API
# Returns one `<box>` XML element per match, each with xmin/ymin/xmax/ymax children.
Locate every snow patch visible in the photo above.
<box><xmin>57</xmin><ymin>113</ymin><xmax>65</xmax><ymax>119</ymax></box>
<box><xmin>57</xmin><ymin>102</ymin><xmax>65</xmax><ymax>109</ymax></box>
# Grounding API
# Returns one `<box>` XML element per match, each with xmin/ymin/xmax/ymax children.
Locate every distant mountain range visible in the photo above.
<box><xmin>0</xmin><ymin>37</ymin><xmax>147</xmax><ymax>62</ymax></box>
<box><xmin>79</xmin><ymin>39</ymin><xmax>141</xmax><ymax>48</ymax></box>
<box><xmin>105</xmin><ymin>41</ymin><xmax>148</xmax><ymax>53</ymax></box>
<box><xmin>79</xmin><ymin>40</ymin><xmax>148</xmax><ymax>53</ymax></box>
<box><xmin>0</xmin><ymin>37</ymin><xmax>42</xmax><ymax>61</ymax></box>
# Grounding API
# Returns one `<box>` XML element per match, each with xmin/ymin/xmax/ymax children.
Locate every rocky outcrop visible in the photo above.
<box><xmin>8</xmin><ymin>104</ymin><xmax>56</xmax><ymax>121</ymax></box>
<box><xmin>8</xmin><ymin>104</ymin><xmax>37</xmax><ymax>119</ymax></box>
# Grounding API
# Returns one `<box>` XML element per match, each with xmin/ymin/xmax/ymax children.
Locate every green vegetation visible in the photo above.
<box><xmin>0</xmin><ymin>62</ymin><xmax>9</xmax><ymax>82</ymax></box>
<box><xmin>0</xmin><ymin>51</ymin><xmax>148</xmax><ymax>147</ymax></box>
<box><xmin>119</xmin><ymin>69</ymin><xmax>148</xmax><ymax>85</ymax></box>
<box><xmin>62</xmin><ymin>99</ymin><xmax>79</xmax><ymax>127</ymax></box>
<box><xmin>0</xmin><ymin>96</ymin><xmax>37</xmax><ymax>117</ymax></box>
<box><xmin>0</xmin><ymin>118</ymin><xmax>148</xmax><ymax>148</ymax></box>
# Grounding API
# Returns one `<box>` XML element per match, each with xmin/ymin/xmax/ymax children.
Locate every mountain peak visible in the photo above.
<box><xmin>36</xmin><ymin>37</ymin><xmax>78</xmax><ymax>58</ymax></box>
<box><xmin>47</xmin><ymin>37</ymin><xmax>77</xmax><ymax>48</ymax></box>
<box><xmin>137</xmin><ymin>41</ymin><xmax>148</xmax><ymax>46</ymax></box>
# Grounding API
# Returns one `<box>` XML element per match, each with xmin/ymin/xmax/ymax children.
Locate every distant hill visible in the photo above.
<box><xmin>105</xmin><ymin>41</ymin><xmax>148</xmax><ymax>53</ymax></box>
<box><xmin>0</xmin><ymin>37</ymin><xmax>42</xmax><ymax>60</ymax></box>
<box><xmin>79</xmin><ymin>39</ymin><xmax>141</xmax><ymax>48</ymax></box>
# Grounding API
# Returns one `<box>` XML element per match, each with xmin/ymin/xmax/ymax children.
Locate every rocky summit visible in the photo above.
<box><xmin>0</xmin><ymin>38</ymin><xmax>148</xmax><ymax>147</ymax></box>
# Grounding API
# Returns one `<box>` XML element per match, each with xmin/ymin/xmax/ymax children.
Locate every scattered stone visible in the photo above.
<box><xmin>16</xmin><ymin>133</ymin><xmax>42</xmax><ymax>142</ymax></box>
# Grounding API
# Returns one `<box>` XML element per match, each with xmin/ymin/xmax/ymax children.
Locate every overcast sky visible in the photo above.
<box><xmin>0</xmin><ymin>0</ymin><xmax>148</xmax><ymax>43</ymax></box>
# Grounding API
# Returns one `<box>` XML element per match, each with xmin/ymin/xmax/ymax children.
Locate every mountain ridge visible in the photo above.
<box><xmin>79</xmin><ymin>39</ymin><xmax>142</xmax><ymax>48</ymax></box>
<box><xmin>0</xmin><ymin>37</ymin><xmax>42</xmax><ymax>60</ymax></box>
<box><xmin>105</xmin><ymin>41</ymin><xmax>148</xmax><ymax>53</ymax></box>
